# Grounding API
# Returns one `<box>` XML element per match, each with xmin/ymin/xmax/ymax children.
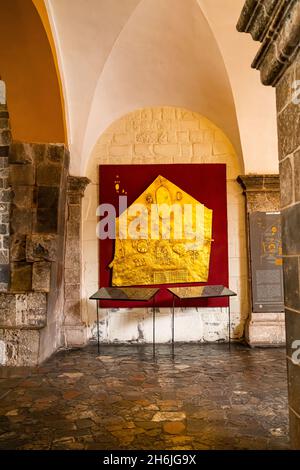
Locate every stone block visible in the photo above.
<box><xmin>37</xmin><ymin>186</ymin><xmax>59</xmax><ymax>209</ymax></box>
<box><xmin>0</xmin><ymin>294</ymin><xmax>16</xmax><ymax>326</ymax></box>
<box><xmin>35</xmin><ymin>186</ymin><xmax>59</xmax><ymax>233</ymax></box>
<box><xmin>65</xmin><ymin>239</ymin><xmax>79</xmax><ymax>267</ymax></box>
<box><xmin>0</xmin><ymin>250</ymin><xmax>9</xmax><ymax>264</ymax></box>
<box><xmin>285</xmin><ymin>308</ymin><xmax>300</xmax><ymax>358</ymax></box>
<box><xmin>190</xmin><ymin>130</ymin><xmax>204</xmax><ymax>142</ymax></box>
<box><xmin>280</xmin><ymin>156</ymin><xmax>293</xmax><ymax>207</ymax></box>
<box><xmin>9</xmin><ymin>164</ymin><xmax>35</xmax><ymax>186</ymax></box>
<box><xmin>12</xmin><ymin>185</ymin><xmax>34</xmax><ymax>208</ymax></box>
<box><xmin>47</xmin><ymin>144</ymin><xmax>65</xmax><ymax>163</ymax></box>
<box><xmin>65</xmin><ymin>268</ymin><xmax>80</xmax><ymax>284</ymax></box>
<box><xmin>37</xmin><ymin>164</ymin><xmax>61</xmax><ymax>186</ymax></box>
<box><xmin>32</xmin><ymin>261</ymin><xmax>51</xmax><ymax>292</ymax></box>
<box><xmin>0</xmin><ymin>129</ymin><xmax>11</xmax><ymax>146</ymax></box>
<box><xmin>0</xmin><ymin>264</ymin><xmax>9</xmax><ymax>283</ymax></box>
<box><xmin>278</xmin><ymin>102</ymin><xmax>300</xmax><ymax>160</ymax></box>
<box><xmin>67</xmin><ymin>220</ymin><xmax>80</xmax><ymax>238</ymax></box>
<box><xmin>10</xmin><ymin>262</ymin><xmax>32</xmax><ymax>292</ymax></box>
<box><xmin>0</xmin><ymin>117</ymin><xmax>9</xmax><ymax>128</ymax></box>
<box><xmin>9</xmin><ymin>142</ymin><xmax>33</xmax><ymax>164</ymax></box>
<box><xmin>16</xmin><ymin>293</ymin><xmax>47</xmax><ymax>328</ymax></box>
<box><xmin>153</xmin><ymin>144</ymin><xmax>179</xmax><ymax>158</ymax></box>
<box><xmin>2</xmin><ymin>236</ymin><xmax>9</xmax><ymax>249</ymax></box>
<box><xmin>0</xmin><ymin>292</ymin><xmax>46</xmax><ymax>328</ymax></box>
<box><xmin>0</xmin><ymin>188</ymin><xmax>11</xmax><ymax>203</ymax></box>
<box><xmin>294</xmin><ymin>150</ymin><xmax>300</xmax><ymax>202</ymax></box>
<box><xmin>281</xmin><ymin>205</ymin><xmax>300</xmax><ymax>255</ymax></box>
<box><xmin>134</xmin><ymin>144</ymin><xmax>153</xmax><ymax>157</ymax></box>
<box><xmin>213</xmin><ymin>141</ymin><xmax>228</xmax><ymax>155</ymax></box>
<box><xmin>276</xmin><ymin>63</ymin><xmax>294</xmax><ymax>113</ymax></box>
<box><xmin>179</xmin><ymin>121</ymin><xmax>198</xmax><ymax>131</ymax></box>
<box><xmin>64</xmin><ymin>300</ymin><xmax>81</xmax><ymax>327</ymax></box>
<box><xmin>0</xmin><ymin>146</ymin><xmax>9</xmax><ymax>157</ymax></box>
<box><xmin>177</xmin><ymin>131</ymin><xmax>189</xmax><ymax>144</ymax></box>
<box><xmin>10</xmin><ymin>234</ymin><xmax>26</xmax><ymax>261</ymax></box>
<box><xmin>31</xmin><ymin>143</ymin><xmax>47</xmax><ymax>164</ymax></box>
<box><xmin>245</xmin><ymin>314</ymin><xmax>286</xmax><ymax>347</ymax></box>
<box><xmin>0</xmin><ymin>110</ymin><xmax>9</xmax><ymax>119</ymax></box>
<box><xmin>11</xmin><ymin>207</ymin><xmax>32</xmax><ymax>234</ymax></box>
<box><xmin>110</xmin><ymin>145</ymin><xmax>132</xmax><ymax>157</ymax></box>
<box><xmin>193</xmin><ymin>143</ymin><xmax>212</xmax><ymax>158</ymax></box>
<box><xmin>181</xmin><ymin>145</ymin><xmax>192</xmax><ymax>158</ymax></box>
<box><xmin>0</xmin><ymin>224</ymin><xmax>8</xmax><ymax>235</ymax></box>
<box><xmin>36</xmin><ymin>208</ymin><xmax>58</xmax><ymax>233</ymax></box>
<box><xmin>26</xmin><ymin>234</ymin><xmax>57</xmax><ymax>261</ymax></box>
<box><xmin>68</xmin><ymin>194</ymin><xmax>81</xmax><ymax>205</ymax></box>
<box><xmin>0</xmin><ymin>212</ymin><xmax>9</xmax><ymax>223</ymax></box>
<box><xmin>68</xmin><ymin>204</ymin><xmax>81</xmax><ymax>222</ymax></box>
<box><xmin>0</xmin><ymin>157</ymin><xmax>8</xmax><ymax>168</ymax></box>
<box><xmin>113</xmin><ymin>134</ymin><xmax>132</xmax><ymax>145</ymax></box>
<box><xmin>287</xmin><ymin>359</ymin><xmax>300</xmax><ymax>416</ymax></box>
<box><xmin>283</xmin><ymin>256</ymin><xmax>300</xmax><ymax>311</ymax></box>
<box><xmin>0</xmin><ymin>328</ymin><xmax>40</xmax><ymax>366</ymax></box>
<box><xmin>63</xmin><ymin>325</ymin><xmax>87</xmax><ymax>347</ymax></box>
<box><xmin>65</xmin><ymin>284</ymin><xmax>80</xmax><ymax>301</ymax></box>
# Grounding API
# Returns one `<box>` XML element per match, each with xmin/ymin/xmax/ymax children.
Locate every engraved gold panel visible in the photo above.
<box><xmin>110</xmin><ymin>175</ymin><xmax>213</xmax><ymax>286</ymax></box>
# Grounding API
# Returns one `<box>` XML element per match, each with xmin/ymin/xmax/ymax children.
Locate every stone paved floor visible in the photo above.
<box><xmin>0</xmin><ymin>343</ymin><xmax>289</xmax><ymax>450</ymax></box>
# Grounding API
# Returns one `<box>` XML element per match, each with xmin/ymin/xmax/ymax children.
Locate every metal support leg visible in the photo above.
<box><xmin>97</xmin><ymin>300</ymin><xmax>100</xmax><ymax>354</ymax></box>
<box><xmin>172</xmin><ymin>295</ymin><xmax>175</xmax><ymax>357</ymax></box>
<box><xmin>228</xmin><ymin>299</ymin><xmax>231</xmax><ymax>350</ymax></box>
<box><xmin>152</xmin><ymin>296</ymin><xmax>156</xmax><ymax>358</ymax></box>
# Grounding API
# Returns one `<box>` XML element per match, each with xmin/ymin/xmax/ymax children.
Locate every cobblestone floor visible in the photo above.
<box><xmin>0</xmin><ymin>343</ymin><xmax>289</xmax><ymax>450</ymax></box>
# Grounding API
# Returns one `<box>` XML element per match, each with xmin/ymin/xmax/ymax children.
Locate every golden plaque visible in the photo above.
<box><xmin>109</xmin><ymin>175</ymin><xmax>213</xmax><ymax>286</ymax></box>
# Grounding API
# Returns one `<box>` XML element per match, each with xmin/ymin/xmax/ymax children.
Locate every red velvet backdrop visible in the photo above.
<box><xmin>99</xmin><ymin>164</ymin><xmax>228</xmax><ymax>307</ymax></box>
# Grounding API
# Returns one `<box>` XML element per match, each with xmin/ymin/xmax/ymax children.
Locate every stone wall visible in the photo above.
<box><xmin>82</xmin><ymin>107</ymin><xmax>248</xmax><ymax>344</ymax></box>
<box><xmin>0</xmin><ymin>81</ymin><xmax>11</xmax><ymax>293</ymax></box>
<box><xmin>238</xmin><ymin>0</ymin><xmax>300</xmax><ymax>449</ymax></box>
<box><xmin>0</xmin><ymin>140</ymin><xmax>69</xmax><ymax>365</ymax></box>
<box><xmin>277</xmin><ymin>52</ymin><xmax>300</xmax><ymax>449</ymax></box>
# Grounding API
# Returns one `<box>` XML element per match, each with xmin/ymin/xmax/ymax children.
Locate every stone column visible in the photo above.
<box><xmin>238</xmin><ymin>175</ymin><xmax>285</xmax><ymax>346</ymax></box>
<box><xmin>0</xmin><ymin>80</ymin><xmax>11</xmax><ymax>292</ymax></box>
<box><xmin>64</xmin><ymin>175</ymin><xmax>90</xmax><ymax>346</ymax></box>
<box><xmin>238</xmin><ymin>0</ymin><xmax>300</xmax><ymax>449</ymax></box>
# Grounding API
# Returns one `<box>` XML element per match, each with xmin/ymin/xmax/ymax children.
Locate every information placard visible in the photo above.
<box><xmin>249</xmin><ymin>211</ymin><xmax>284</xmax><ymax>313</ymax></box>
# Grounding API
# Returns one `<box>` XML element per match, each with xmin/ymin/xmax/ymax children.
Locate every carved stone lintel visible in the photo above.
<box><xmin>67</xmin><ymin>176</ymin><xmax>90</xmax><ymax>197</ymax></box>
<box><xmin>237</xmin><ymin>0</ymin><xmax>300</xmax><ymax>85</ymax></box>
<box><xmin>236</xmin><ymin>0</ymin><xmax>279</xmax><ymax>41</ymax></box>
<box><xmin>237</xmin><ymin>174</ymin><xmax>280</xmax><ymax>213</ymax></box>
<box><xmin>238</xmin><ymin>174</ymin><xmax>280</xmax><ymax>191</ymax></box>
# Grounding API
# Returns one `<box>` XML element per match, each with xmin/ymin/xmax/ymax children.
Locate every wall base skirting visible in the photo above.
<box><xmin>245</xmin><ymin>312</ymin><xmax>286</xmax><ymax>347</ymax></box>
<box><xmin>63</xmin><ymin>325</ymin><xmax>88</xmax><ymax>347</ymax></box>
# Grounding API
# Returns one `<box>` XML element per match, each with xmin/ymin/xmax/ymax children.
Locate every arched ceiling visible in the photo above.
<box><xmin>0</xmin><ymin>0</ymin><xmax>65</xmax><ymax>143</ymax></box>
<box><xmin>43</xmin><ymin>0</ymin><xmax>278</xmax><ymax>175</ymax></box>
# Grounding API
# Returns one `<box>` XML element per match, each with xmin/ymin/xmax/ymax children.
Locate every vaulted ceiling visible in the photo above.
<box><xmin>0</xmin><ymin>0</ymin><xmax>279</xmax><ymax>175</ymax></box>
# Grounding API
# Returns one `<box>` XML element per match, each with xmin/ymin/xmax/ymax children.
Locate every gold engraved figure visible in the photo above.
<box><xmin>109</xmin><ymin>175</ymin><xmax>213</xmax><ymax>286</ymax></box>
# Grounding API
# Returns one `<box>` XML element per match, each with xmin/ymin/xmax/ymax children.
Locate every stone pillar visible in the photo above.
<box><xmin>238</xmin><ymin>175</ymin><xmax>285</xmax><ymax>346</ymax></box>
<box><xmin>64</xmin><ymin>175</ymin><xmax>90</xmax><ymax>347</ymax></box>
<box><xmin>0</xmin><ymin>80</ymin><xmax>11</xmax><ymax>292</ymax></box>
<box><xmin>238</xmin><ymin>0</ymin><xmax>300</xmax><ymax>449</ymax></box>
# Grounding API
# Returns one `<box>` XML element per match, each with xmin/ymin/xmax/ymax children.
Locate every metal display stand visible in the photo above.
<box><xmin>89</xmin><ymin>287</ymin><xmax>159</xmax><ymax>354</ymax></box>
<box><xmin>167</xmin><ymin>285</ymin><xmax>237</xmax><ymax>353</ymax></box>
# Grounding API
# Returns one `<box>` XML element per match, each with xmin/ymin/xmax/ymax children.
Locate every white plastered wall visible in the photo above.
<box><xmin>82</xmin><ymin>107</ymin><xmax>248</xmax><ymax>343</ymax></box>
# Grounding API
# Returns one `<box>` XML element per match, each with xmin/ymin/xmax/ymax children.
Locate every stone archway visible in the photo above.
<box><xmin>81</xmin><ymin>106</ymin><xmax>248</xmax><ymax>345</ymax></box>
